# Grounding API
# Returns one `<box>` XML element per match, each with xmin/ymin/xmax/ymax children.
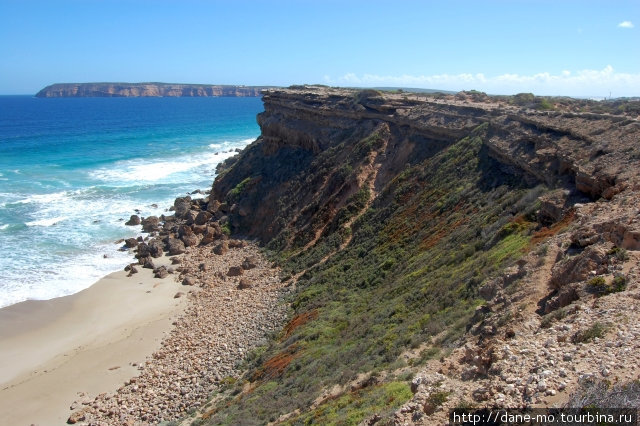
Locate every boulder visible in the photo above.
<box><xmin>194</xmin><ymin>211</ymin><xmax>213</xmax><ymax>226</ymax></box>
<box><xmin>228</xmin><ymin>239</ymin><xmax>246</xmax><ymax>249</ymax></box>
<box><xmin>242</xmin><ymin>256</ymin><xmax>258</xmax><ymax>270</ymax></box>
<box><xmin>125</xmin><ymin>214</ymin><xmax>141</xmax><ymax>226</ymax></box>
<box><xmin>200</xmin><ymin>232</ymin><xmax>216</xmax><ymax>246</ymax></box>
<box><xmin>213</xmin><ymin>241</ymin><xmax>228</xmax><ymax>255</ymax></box>
<box><xmin>178</xmin><ymin>224</ymin><xmax>193</xmax><ymax>237</ymax></box>
<box><xmin>227</xmin><ymin>266</ymin><xmax>244</xmax><ymax>277</ymax></box>
<box><xmin>148</xmin><ymin>238</ymin><xmax>164</xmax><ymax>258</ymax></box>
<box><xmin>135</xmin><ymin>243</ymin><xmax>151</xmax><ymax>259</ymax></box>
<box><xmin>207</xmin><ymin>199</ymin><xmax>221</xmax><ymax>214</ymax></box>
<box><xmin>238</xmin><ymin>278</ymin><xmax>252</xmax><ymax>289</ymax></box>
<box><xmin>182</xmin><ymin>276</ymin><xmax>196</xmax><ymax>286</ymax></box>
<box><xmin>542</xmin><ymin>284</ymin><xmax>579</xmax><ymax>314</ymax></box>
<box><xmin>141</xmin><ymin>216</ymin><xmax>160</xmax><ymax>232</ymax></box>
<box><xmin>192</xmin><ymin>224</ymin><xmax>207</xmax><ymax>234</ymax></box>
<box><xmin>173</xmin><ymin>196</ymin><xmax>192</xmax><ymax>219</ymax></box>
<box><xmin>181</xmin><ymin>233</ymin><xmax>199</xmax><ymax>247</ymax></box>
<box><xmin>124</xmin><ymin>238</ymin><xmax>138</xmax><ymax>248</ymax></box>
<box><xmin>124</xmin><ymin>264</ymin><xmax>139</xmax><ymax>275</ymax></box>
<box><xmin>67</xmin><ymin>410</ymin><xmax>86</xmax><ymax>424</ymax></box>
<box><xmin>153</xmin><ymin>266</ymin><xmax>168</xmax><ymax>279</ymax></box>
<box><xmin>166</xmin><ymin>238</ymin><xmax>186</xmax><ymax>255</ymax></box>
<box><xmin>141</xmin><ymin>257</ymin><xmax>155</xmax><ymax>269</ymax></box>
<box><xmin>184</xmin><ymin>210</ymin><xmax>199</xmax><ymax>225</ymax></box>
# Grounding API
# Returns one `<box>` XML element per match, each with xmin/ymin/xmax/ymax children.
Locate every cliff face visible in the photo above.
<box><xmin>203</xmin><ymin>87</ymin><xmax>640</xmax><ymax>423</ymax></box>
<box><xmin>214</xmin><ymin>87</ymin><xmax>639</xmax><ymax>245</ymax></box>
<box><xmin>35</xmin><ymin>83</ymin><xmax>271</xmax><ymax>97</ymax></box>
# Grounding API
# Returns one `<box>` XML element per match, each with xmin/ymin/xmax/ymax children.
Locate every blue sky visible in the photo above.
<box><xmin>0</xmin><ymin>0</ymin><xmax>638</xmax><ymax>96</ymax></box>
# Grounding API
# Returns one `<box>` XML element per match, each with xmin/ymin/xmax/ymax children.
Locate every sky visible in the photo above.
<box><xmin>0</xmin><ymin>0</ymin><xmax>638</xmax><ymax>97</ymax></box>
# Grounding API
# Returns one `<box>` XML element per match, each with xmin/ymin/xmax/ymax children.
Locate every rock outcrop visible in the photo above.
<box><xmin>35</xmin><ymin>83</ymin><xmax>274</xmax><ymax>98</ymax></box>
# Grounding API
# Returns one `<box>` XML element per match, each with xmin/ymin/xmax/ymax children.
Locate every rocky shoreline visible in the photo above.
<box><xmin>67</xmin><ymin>193</ymin><xmax>290</xmax><ymax>424</ymax></box>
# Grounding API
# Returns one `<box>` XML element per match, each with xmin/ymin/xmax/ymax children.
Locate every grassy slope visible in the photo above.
<box><xmin>203</xmin><ymin>124</ymin><xmax>545</xmax><ymax>425</ymax></box>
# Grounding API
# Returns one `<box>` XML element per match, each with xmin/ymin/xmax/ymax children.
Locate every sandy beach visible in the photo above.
<box><xmin>0</xmin><ymin>255</ymin><xmax>188</xmax><ymax>425</ymax></box>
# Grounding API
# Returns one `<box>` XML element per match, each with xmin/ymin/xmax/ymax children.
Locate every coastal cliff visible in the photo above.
<box><xmin>203</xmin><ymin>87</ymin><xmax>640</xmax><ymax>423</ymax></box>
<box><xmin>71</xmin><ymin>87</ymin><xmax>640</xmax><ymax>424</ymax></box>
<box><xmin>35</xmin><ymin>82</ymin><xmax>272</xmax><ymax>97</ymax></box>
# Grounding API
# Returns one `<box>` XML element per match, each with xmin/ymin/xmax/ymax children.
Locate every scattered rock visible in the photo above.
<box><xmin>182</xmin><ymin>276</ymin><xmax>196</xmax><ymax>286</ymax></box>
<box><xmin>173</xmin><ymin>292</ymin><xmax>184</xmax><ymax>299</ymax></box>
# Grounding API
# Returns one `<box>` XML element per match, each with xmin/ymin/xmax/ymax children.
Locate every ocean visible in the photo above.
<box><xmin>0</xmin><ymin>96</ymin><xmax>263</xmax><ymax>308</ymax></box>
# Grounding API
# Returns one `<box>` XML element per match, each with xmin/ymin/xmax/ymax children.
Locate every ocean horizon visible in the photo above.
<box><xmin>0</xmin><ymin>95</ymin><xmax>263</xmax><ymax>308</ymax></box>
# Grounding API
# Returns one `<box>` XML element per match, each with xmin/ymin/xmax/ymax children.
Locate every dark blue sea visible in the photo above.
<box><xmin>0</xmin><ymin>96</ymin><xmax>263</xmax><ymax>307</ymax></box>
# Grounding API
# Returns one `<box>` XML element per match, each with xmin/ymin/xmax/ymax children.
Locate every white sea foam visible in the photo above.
<box><xmin>25</xmin><ymin>216</ymin><xmax>67</xmax><ymax>227</ymax></box>
<box><xmin>0</xmin><ymin>241</ymin><xmax>133</xmax><ymax>308</ymax></box>
<box><xmin>15</xmin><ymin>190</ymin><xmax>75</xmax><ymax>205</ymax></box>
<box><xmin>0</xmin><ymin>224</ymin><xmax>8</xmax><ymax>230</ymax></box>
<box><xmin>89</xmin><ymin>149</ymin><xmax>239</xmax><ymax>185</ymax></box>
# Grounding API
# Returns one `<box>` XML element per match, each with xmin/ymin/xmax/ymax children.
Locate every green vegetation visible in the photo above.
<box><xmin>573</xmin><ymin>322</ymin><xmax>608</xmax><ymax>343</ymax></box>
<box><xmin>587</xmin><ymin>275</ymin><xmax>627</xmax><ymax>296</ymax></box>
<box><xmin>287</xmin><ymin>381</ymin><xmax>412</xmax><ymax>425</ymax></box>
<box><xmin>205</xmin><ymin>124</ymin><xmax>543</xmax><ymax>423</ymax></box>
<box><xmin>608</xmin><ymin>246</ymin><xmax>629</xmax><ymax>261</ymax></box>
<box><xmin>540</xmin><ymin>307</ymin><xmax>568</xmax><ymax>328</ymax></box>
<box><xmin>227</xmin><ymin>176</ymin><xmax>253</xmax><ymax>202</ymax></box>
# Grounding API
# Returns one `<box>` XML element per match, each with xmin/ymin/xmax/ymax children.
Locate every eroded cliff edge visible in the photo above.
<box><xmin>35</xmin><ymin>82</ymin><xmax>273</xmax><ymax>97</ymax></box>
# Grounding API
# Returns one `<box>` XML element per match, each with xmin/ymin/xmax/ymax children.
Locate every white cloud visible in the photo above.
<box><xmin>618</xmin><ymin>21</ymin><xmax>634</xmax><ymax>28</ymax></box>
<box><xmin>325</xmin><ymin>66</ymin><xmax>640</xmax><ymax>97</ymax></box>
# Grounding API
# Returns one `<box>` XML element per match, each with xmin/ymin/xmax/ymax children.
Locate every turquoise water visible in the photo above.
<box><xmin>0</xmin><ymin>96</ymin><xmax>263</xmax><ymax>307</ymax></box>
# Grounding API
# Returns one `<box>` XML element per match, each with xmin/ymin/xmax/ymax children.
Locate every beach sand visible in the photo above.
<box><xmin>0</xmin><ymin>255</ymin><xmax>188</xmax><ymax>425</ymax></box>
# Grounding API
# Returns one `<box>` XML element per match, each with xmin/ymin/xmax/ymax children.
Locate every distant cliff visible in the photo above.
<box><xmin>35</xmin><ymin>83</ymin><xmax>273</xmax><ymax>98</ymax></box>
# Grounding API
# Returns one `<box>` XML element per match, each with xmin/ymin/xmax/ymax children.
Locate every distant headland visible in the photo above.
<box><xmin>35</xmin><ymin>83</ymin><xmax>276</xmax><ymax>98</ymax></box>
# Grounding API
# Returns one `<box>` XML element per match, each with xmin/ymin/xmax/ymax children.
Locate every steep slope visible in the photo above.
<box><xmin>35</xmin><ymin>82</ymin><xmax>272</xmax><ymax>97</ymax></box>
<box><xmin>196</xmin><ymin>87</ymin><xmax>640</xmax><ymax>424</ymax></box>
